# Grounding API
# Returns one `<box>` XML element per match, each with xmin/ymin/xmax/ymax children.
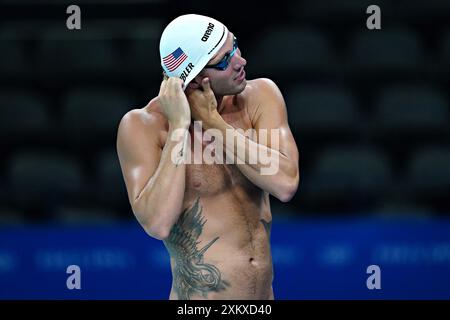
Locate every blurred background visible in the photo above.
<box><xmin>1</xmin><ymin>0</ymin><xmax>450</xmax><ymax>299</ymax></box>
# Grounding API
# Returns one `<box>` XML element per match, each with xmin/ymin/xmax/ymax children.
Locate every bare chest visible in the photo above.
<box><xmin>185</xmin><ymin>113</ymin><xmax>253</xmax><ymax>197</ymax></box>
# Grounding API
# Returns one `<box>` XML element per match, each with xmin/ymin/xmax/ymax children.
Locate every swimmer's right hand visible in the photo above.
<box><xmin>158</xmin><ymin>77</ymin><xmax>191</xmax><ymax>128</ymax></box>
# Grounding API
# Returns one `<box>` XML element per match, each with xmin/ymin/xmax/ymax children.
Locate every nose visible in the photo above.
<box><xmin>233</xmin><ymin>50</ymin><xmax>247</xmax><ymax>70</ymax></box>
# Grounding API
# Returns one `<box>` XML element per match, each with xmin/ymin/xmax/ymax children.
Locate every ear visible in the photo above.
<box><xmin>190</xmin><ymin>73</ymin><xmax>208</xmax><ymax>89</ymax></box>
<box><xmin>187</xmin><ymin>80</ymin><xmax>201</xmax><ymax>90</ymax></box>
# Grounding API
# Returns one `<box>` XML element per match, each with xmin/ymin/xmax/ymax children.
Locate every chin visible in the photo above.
<box><xmin>229</xmin><ymin>80</ymin><xmax>247</xmax><ymax>95</ymax></box>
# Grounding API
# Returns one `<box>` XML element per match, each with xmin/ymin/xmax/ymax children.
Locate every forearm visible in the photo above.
<box><xmin>133</xmin><ymin>124</ymin><xmax>189</xmax><ymax>239</ymax></box>
<box><xmin>207</xmin><ymin>117</ymin><xmax>297</xmax><ymax>202</ymax></box>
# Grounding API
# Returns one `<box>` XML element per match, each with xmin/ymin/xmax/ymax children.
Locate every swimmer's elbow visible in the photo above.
<box><xmin>143</xmin><ymin>223</ymin><xmax>170</xmax><ymax>241</ymax></box>
<box><xmin>276</xmin><ymin>189</ymin><xmax>295</xmax><ymax>203</ymax></box>
<box><xmin>132</xmin><ymin>201</ymin><xmax>171</xmax><ymax>240</ymax></box>
<box><xmin>276</xmin><ymin>175</ymin><xmax>299</xmax><ymax>203</ymax></box>
<box><xmin>140</xmin><ymin>214</ymin><xmax>171</xmax><ymax>240</ymax></box>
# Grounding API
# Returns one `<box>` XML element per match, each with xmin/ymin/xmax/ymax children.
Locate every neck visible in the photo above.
<box><xmin>216</xmin><ymin>94</ymin><xmax>225</xmax><ymax>114</ymax></box>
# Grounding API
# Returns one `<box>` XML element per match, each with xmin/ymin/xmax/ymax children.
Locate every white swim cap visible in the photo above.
<box><xmin>159</xmin><ymin>14</ymin><xmax>229</xmax><ymax>90</ymax></box>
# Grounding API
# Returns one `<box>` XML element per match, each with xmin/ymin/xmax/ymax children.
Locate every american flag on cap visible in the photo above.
<box><xmin>163</xmin><ymin>47</ymin><xmax>188</xmax><ymax>72</ymax></box>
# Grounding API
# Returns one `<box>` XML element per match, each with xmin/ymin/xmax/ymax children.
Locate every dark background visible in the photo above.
<box><xmin>1</xmin><ymin>0</ymin><xmax>450</xmax><ymax>299</ymax></box>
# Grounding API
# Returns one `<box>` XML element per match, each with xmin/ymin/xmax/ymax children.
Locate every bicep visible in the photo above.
<box><xmin>116</xmin><ymin>111</ymin><xmax>162</xmax><ymax>205</ymax></box>
<box><xmin>253</xmin><ymin>79</ymin><xmax>299</xmax><ymax>161</ymax></box>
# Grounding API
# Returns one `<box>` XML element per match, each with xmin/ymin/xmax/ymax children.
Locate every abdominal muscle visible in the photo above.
<box><xmin>164</xmin><ymin>192</ymin><xmax>274</xmax><ymax>300</ymax></box>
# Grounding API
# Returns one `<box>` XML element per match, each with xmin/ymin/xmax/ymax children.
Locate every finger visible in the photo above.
<box><xmin>202</xmin><ymin>77</ymin><xmax>211</xmax><ymax>91</ymax></box>
<box><xmin>202</xmin><ymin>77</ymin><xmax>214</xmax><ymax>98</ymax></box>
<box><xmin>168</xmin><ymin>77</ymin><xmax>183</xmax><ymax>89</ymax></box>
<box><xmin>186</xmin><ymin>90</ymin><xmax>200</xmax><ymax>104</ymax></box>
<box><xmin>185</xmin><ymin>86</ymin><xmax>195</xmax><ymax>97</ymax></box>
<box><xmin>159</xmin><ymin>78</ymin><xmax>167</xmax><ymax>96</ymax></box>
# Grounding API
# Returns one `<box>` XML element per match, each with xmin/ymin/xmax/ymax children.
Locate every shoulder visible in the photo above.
<box><xmin>242</xmin><ymin>78</ymin><xmax>286</xmax><ymax>123</ymax></box>
<box><xmin>247</xmin><ymin>78</ymin><xmax>280</xmax><ymax>89</ymax></box>
<box><xmin>117</xmin><ymin>98</ymin><xmax>168</xmax><ymax>148</ymax></box>
<box><xmin>118</xmin><ymin>98</ymin><xmax>166</xmax><ymax>132</ymax></box>
<box><xmin>245</xmin><ymin>78</ymin><xmax>284</xmax><ymax>99</ymax></box>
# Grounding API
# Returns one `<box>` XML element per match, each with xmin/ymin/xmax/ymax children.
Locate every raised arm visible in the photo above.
<box><xmin>187</xmin><ymin>78</ymin><xmax>300</xmax><ymax>202</ymax></box>
<box><xmin>245</xmin><ymin>78</ymin><xmax>300</xmax><ymax>201</ymax></box>
<box><xmin>116</xmin><ymin>78</ymin><xmax>191</xmax><ymax>240</ymax></box>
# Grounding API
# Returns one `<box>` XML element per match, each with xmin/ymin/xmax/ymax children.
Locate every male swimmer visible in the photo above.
<box><xmin>117</xmin><ymin>14</ymin><xmax>299</xmax><ymax>299</ymax></box>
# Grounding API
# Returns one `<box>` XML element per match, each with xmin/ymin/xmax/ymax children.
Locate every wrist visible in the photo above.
<box><xmin>169</xmin><ymin>120</ymin><xmax>190</xmax><ymax>130</ymax></box>
<box><xmin>203</xmin><ymin>112</ymin><xmax>223</xmax><ymax>130</ymax></box>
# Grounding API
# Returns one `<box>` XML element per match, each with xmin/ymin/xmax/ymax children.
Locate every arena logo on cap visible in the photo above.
<box><xmin>163</xmin><ymin>47</ymin><xmax>188</xmax><ymax>72</ymax></box>
<box><xmin>202</xmin><ymin>23</ymin><xmax>215</xmax><ymax>42</ymax></box>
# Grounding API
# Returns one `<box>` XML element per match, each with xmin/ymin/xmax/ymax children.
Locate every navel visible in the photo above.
<box><xmin>193</xmin><ymin>181</ymin><xmax>202</xmax><ymax>188</ymax></box>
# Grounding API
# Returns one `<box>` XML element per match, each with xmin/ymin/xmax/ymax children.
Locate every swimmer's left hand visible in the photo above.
<box><xmin>186</xmin><ymin>78</ymin><xmax>221</xmax><ymax>129</ymax></box>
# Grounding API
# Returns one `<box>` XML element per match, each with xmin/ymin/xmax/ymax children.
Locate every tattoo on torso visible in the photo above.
<box><xmin>164</xmin><ymin>197</ymin><xmax>229</xmax><ymax>299</ymax></box>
